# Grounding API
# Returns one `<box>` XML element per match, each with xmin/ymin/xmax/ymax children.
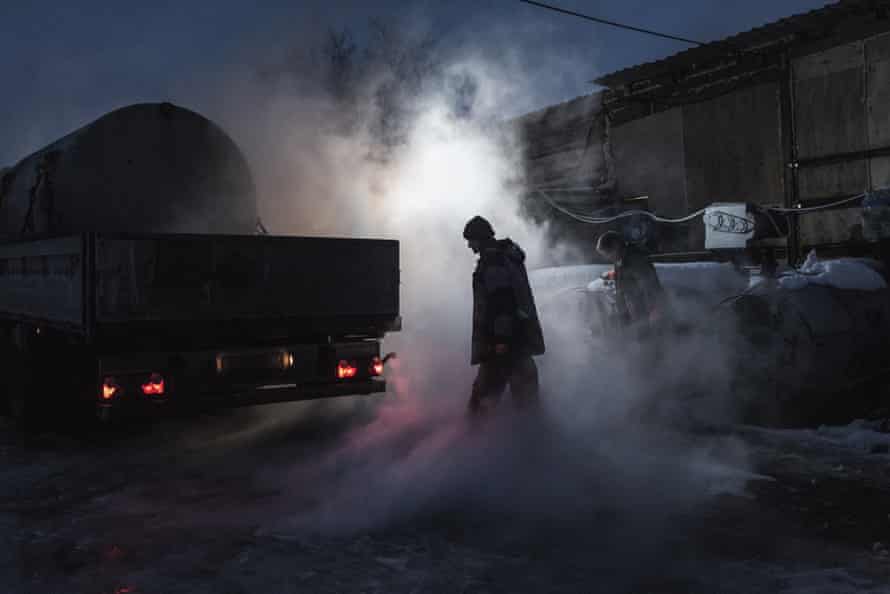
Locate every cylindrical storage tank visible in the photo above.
<box><xmin>0</xmin><ymin>102</ymin><xmax>257</xmax><ymax>236</ymax></box>
<box><xmin>732</xmin><ymin>284</ymin><xmax>890</xmax><ymax>424</ymax></box>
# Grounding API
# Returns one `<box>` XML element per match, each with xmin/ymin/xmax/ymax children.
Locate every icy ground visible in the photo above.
<box><xmin>1</xmin><ymin>400</ymin><xmax>890</xmax><ymax>594</ymax></box>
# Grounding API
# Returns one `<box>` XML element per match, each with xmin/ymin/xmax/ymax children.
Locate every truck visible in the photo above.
<box><xmin>0</xmin><ymin>103</ymin><xmax>400</xmax><ymax>429</ymax></box>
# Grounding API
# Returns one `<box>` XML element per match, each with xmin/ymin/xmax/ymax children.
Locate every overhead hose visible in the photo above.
<box><xmin>536</xmin><ymin>188</ymin><xmax>869</xmax><ymax>229</ymax></box>
<box><xmin>766</xmin><ymin>193</ymin><xmax>866</xmax><ymax>214</ymax></box>
<box><xmin>535</xmin><ymin>188</ymin><xmax>706</xmax><ymax>225</ymax></box>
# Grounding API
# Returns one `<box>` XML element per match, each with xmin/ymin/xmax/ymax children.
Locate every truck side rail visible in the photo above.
<box><xmin>0</xmin><ymin>232</ymin><xmax>400</xmax><ymax>344</ymax></box>
<box><xmin>0</xmin><ymin>234</ymin><xmax>87</xmax><ymax>332</ymax></box>
<box><xmin>92</xmin><ymin>232</ymin><xmax>399</xmax><ymax>326</ymax></box>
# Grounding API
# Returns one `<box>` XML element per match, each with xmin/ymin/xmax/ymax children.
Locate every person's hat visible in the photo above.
<box><xmin>596</xmin><ymin>230</ymin><xmax>625</xmax><ymax>255</ymax></box>
<box><xmin>463</xmin><ymin>216</ymin><xmax>495</xmax><ymax>241</ymax></box>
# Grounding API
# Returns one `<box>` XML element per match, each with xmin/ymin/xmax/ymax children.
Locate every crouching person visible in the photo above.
<box><xmin>463</xmin><ymin>216</ymin><xmax>546</xmax><ymax>416</ymax></box>
<box><xmin>595</xmin><ymin>231</ymin><xmax>668</xmax><ymax>340</ymax></box>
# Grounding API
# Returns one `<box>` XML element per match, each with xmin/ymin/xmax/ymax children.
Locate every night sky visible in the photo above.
<box><xmin>2</xmin><ymin>0</ymin><xmax>828</xmax><ymax>165</ymax></box>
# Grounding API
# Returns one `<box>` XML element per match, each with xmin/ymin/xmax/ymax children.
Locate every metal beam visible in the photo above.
<box><xmin>791</xmin><ymin>144</ymin><xmax>890</xmax><ymax>169</ymax></box>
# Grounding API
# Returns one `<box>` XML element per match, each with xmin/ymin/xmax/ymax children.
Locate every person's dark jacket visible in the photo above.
<box><xmin>471</xmin><ymin>239</ymin><xmax>545</xmax><ymax>365</ymax></box>
<box><xmin>614</xmin><ymin>245</ymin><xmax>666</xmax><ymax>326</ymax></box>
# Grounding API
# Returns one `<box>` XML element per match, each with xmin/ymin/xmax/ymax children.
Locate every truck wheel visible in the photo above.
<box><xmin>0</xmin><ymin>374</ymin><xmax>9</xmax><ymax>418</ymax></box>
<box><xmin>6</xmin><ymin>350</ymin><xmax>38</xmax><ymax>434</ymax></box>
<box><xmin>0</xmin><ymin>347</ymin><xmax>19</xmax><ymax>418</ymax></box>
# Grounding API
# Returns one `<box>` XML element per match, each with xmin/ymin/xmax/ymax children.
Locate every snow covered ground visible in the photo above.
<box><xmin>530</xmin><ymin>253</ymin><xmax>887</xmax><ymax>300</ymax></box>
<box><xmin>6</xmin><ymin>258</ymin><xmax>888</xmax><ymax>593</ymax></box>
<box><xmin>2</xmin><ymin>402</ymin><xmax>889</xmax><ymax>594</ymax></box>
<box><xmin>777</xmin><ymin>252</ymin><xmax>887</xmax><ymax>292</ymax></box>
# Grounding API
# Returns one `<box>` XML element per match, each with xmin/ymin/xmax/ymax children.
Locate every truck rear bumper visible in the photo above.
<box><xmin>95</xmin><ymin>340</ymin><xmax>388</xmax><ymax>421</ymax></box>
<box><xmin>97</xmin><ymin>378</ymin><xmax>386</xmax><ymax>421</ymax></box>
<box><xmin>214</xmin><ymin>378</ymin><xmax>387</xmax><ymax>407</ymax></box>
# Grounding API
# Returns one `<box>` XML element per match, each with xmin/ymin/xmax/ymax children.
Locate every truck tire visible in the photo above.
<box><xmin>0</xmin><ymin>346</ymin><xmax>18</xmax><ymax>418</ymax></box>
<box><xmin>6</xmin><ymin>349</ymin><xmax>37</xmax><ymax>433</ymax></box>
<box><xmin>4</xmin><ymin>335</ymin><xmax>97</xmax><ymax>438</ymax></box>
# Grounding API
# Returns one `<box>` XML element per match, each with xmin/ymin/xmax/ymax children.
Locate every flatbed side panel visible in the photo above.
<box><xmin>0</xmin><ymin>235</ymin><xmax>85</xmax><ymax>328</ymax></box>
<box><xmin>93</xmin><ymin>234</ymin><xmax>399</xmax><ymax>324</ymax></box>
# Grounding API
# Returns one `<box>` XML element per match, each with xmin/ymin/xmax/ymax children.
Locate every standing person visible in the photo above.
<box><xmin>463</xmin><ymin>216</ymin><xmax>545</xmax><ymax>416</ymax></box>
<box><xmin>596</xmin><ymin>231</ymin><xmax>667</xmax><ymax>335</ymax></box>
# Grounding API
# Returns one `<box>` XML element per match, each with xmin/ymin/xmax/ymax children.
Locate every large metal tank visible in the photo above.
<box><xmin>574</xmin><ymin>257</ymin><xmax>890</xmax><ymax>424</ymax></box>
<box><xmin>0</xmin><ymin>103</ymin><xmax>257</xmax><ymax>236</ymax></box>
<box><xmin>731</xmin><ymin>282</ymin><xmax>890</xmax><ymax>424</ymax></box>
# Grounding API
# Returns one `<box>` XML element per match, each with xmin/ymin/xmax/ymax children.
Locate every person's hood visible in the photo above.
<box><xmin>485</xmin><ymin>238</ymin><xmax>525</xmax><ymax>263</ymax></box>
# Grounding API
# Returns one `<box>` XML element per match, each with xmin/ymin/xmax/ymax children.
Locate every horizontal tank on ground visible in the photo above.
<box><xmin>534</xmin><ymin>258</ymin><xmax>890</xmax><ymax>426</ymax></box>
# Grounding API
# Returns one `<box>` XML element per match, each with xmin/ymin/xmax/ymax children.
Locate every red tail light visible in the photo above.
<box><xmin>141</xmin><ymin>373</ymin><xmax>165</xmax><ymax>396</ymax></box>
<box><xmin>337</xmin><ymin>360</ymin><xmax>357</xmax><ymax>379</ymax></box>
<box><xmin>101</xmin><ymin>377</ymin><xmax>119</xmax><ymax>401</ymax></box>
<box><xmin>370</xmin><ymin>357</ymin><xmax>384</xmax><ymax>376</ymax></box>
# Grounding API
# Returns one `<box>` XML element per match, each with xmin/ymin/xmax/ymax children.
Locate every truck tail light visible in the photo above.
<box><xmin>141</xmin><ymin>373</ymin><xmax>165</xmax><ymax>396</ymax></box>
<box><xmin>370</xmin><ymin>357</ymin><xmax>384</xmax><ymax>376</ymax></box>
<box><xmin>337</xmin><ymin>360</ymin><xmax>357</xmax><ymax>379</ymax></box>
<box><xmin>101</xmin><ymin>377</ymin><xmax>120</xmax><ymax>401</ymax></box>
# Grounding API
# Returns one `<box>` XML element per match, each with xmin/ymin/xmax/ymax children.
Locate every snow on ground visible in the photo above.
<box><xmin>531</xmin><ymin>261</ymin><xmax>750</xmax><ymax>302</ymax></box>
<box><xmin>529</xmin><ymin>264</ymin><xmax>610</xmax><ymax>299</ymax></box>
<box><xmin>778</xmin><ymin>252</ymin><xmax>887</xmax><ymax>291</ymax></box>
<box><xmin>746</xmin><ymin>419</ymin><xmax>890</xmax><ymax>457</ymax></box>
<box><xmin>653</xmin><ymin>261</ymin><xmax>750</xmax><ymax>299</ymax></box>
<box><xmin>2</xmin><ymin>406</ymin><xmax>890</xmax><ymax>593</ymax></box>
<box><xmin>534</xmin><ymin>255</ymin><xmax>889</xmax><ymax>301</ymax></box>
<box><xmin>532</xmin><ymin>262</ymin><xmax>750</xmax><ymax>317</ymax></box>
<box><xmin>814</xmin><ymin>420</ymin><xmax>890</xmax><ymax>453</ymax></box>
<box><xmin>696</xmin><ymin>563</ymin><xmax>890</xmax><ymax>594</ymax></box>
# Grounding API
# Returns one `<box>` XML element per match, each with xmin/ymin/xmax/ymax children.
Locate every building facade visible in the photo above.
<box><xmin>517</xmin><ymin>0</ymin><xmax>890</xmax><ymax>261</ymax></box>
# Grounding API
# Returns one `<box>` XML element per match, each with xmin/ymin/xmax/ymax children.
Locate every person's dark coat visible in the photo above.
<box><xmin>471</xmin><ymin>239</ymin><xmax>545</xmax><ymax>365</ymax></box>
<box><xmin>614</xmin><ymin>245</ymin><xmax>666</xmax><ymax>326</ymax></box>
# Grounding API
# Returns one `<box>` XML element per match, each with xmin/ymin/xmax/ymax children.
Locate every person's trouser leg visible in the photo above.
<box><xmin>509</xmin><ymin>356</ymin><xmax>540</xmax><ymax>410</ymax></box>
<box><xmin>468</xmin><ymin>361</ymin><xmax>508</xmax><ymax>416</ymax></box>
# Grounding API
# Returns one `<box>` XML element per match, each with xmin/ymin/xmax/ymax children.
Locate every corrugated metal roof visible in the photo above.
<box><xmin>595</xmin><ymin>1</ymin><xmax>881</xmax><ymax>87</ymax></box>
<box><xmin>513</xmin><ymin>92</ymin><xmax>601</xmax><ymax>125</ymax></box>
